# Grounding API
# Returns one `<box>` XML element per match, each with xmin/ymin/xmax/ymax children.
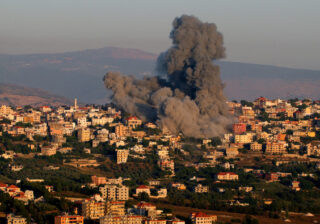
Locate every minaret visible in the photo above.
<box><xmin>74</xmin><ymin>98</ymin><xmax>78</xmax><ymax>110</ymax></box>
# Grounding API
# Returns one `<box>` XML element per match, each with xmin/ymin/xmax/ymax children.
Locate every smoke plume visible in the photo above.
<box><xmin>104</xmin><ymin>15</ymin><xmax>233</xmax><ymax>138</ymax></box>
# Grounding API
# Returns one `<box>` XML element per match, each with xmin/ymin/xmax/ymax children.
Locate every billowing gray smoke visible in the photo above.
<box><xmin>104</xmin><ymin>15</ymin><xmax>233</xmax><ymax>137</ymax></box>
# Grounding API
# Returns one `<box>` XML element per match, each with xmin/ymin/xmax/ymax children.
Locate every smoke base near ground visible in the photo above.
<box><xmin>104</xmin><ymin>15</ymin><xmax>233</xmax><ymax>138</ymax></box>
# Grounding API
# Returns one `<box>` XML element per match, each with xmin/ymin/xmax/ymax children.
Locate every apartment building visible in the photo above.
<box><xmin>144</xmin><ymin>220</ymin><xmax>167</xmax><ymax>224</ymax></box>
<box><xmin>216</xmin><ymin>172</ymin><xmax>239</xmax><ymax>181</ymax></box>
<box><xmin>190</xmin><ymin>212</ymin><xmax>217</xmax><ymax>224</ymax></box>
<box><xmin>158</xmin><ymin>159</ymin><xmax>175</xmax><ymax>174</ymax></box>
<box><xmin>232</xmin><ymin>123</ymin><xmax>246</xmax><ymax>135</ymax></box>
<box><xmin>265</xmin><ymin>142</ymin><xmax>286</xmax><ymax>154</ymax></box>
<box><xmin>235</xmin><ymin>134</ymin><xmax>253</xmax><ymax>144</ymax></box>
<box><xmin>225</xmin><ymin>147</ymin><xmax>238</xmax><ymax>157</ymax></box>
<box><xmin>54</xmin><ymin>214</ymin><xmax>84</xmax><ymax>224</ymax></box>
<box><xmin>99</xmin><ymin>184</ymin><xmax>129</xmax><ymax>201</ymax></box>
<box><xmin>116</xmin><ymin>149</ymin><xmax>129</xmax><ymax>164</ymax></box>
<box><xmin>91</xmin><ymin>175</ymin><xmax>107</xmax><ymax>186</ymax></box>
<box><xmin>99</xmin><ymin>215</ymin><xmax>143</xmax><ymax>224</ymax></box>
<box><xmin>0</xmin><ymin>105</ymin><xmax>13</xmax><ymax>115</ymax></box>
<box><xmin>7</xmin><ymin>214</ymin><xmax>27</xmax><ymax>224</ymax></box>
<box><xmin>82</xmin><ymin>199</ymin><xmax>106</xmax><ymax>220</ymax></box>
<box><xmin>194</xmin><ymin>184</ymin><xmax>209</xmax><ymax>193</ymax></box>
<box><xmin>78</xmin><ymin>128</ymin><xmax>91</xmax><ymax>142</ymax></box>
<box><xmin>106</xmin><ymin>201</ymin><xmax>125</xmax><ymax>216</ymax></box>
<box><xmin>115</xmin><ymin>124</ymin><xmax>129</xmax><ymax>137</ymax></box>
<box><xmin>250</xmin><ymin>142</ymin><xmax>262</xmax><ymax>151</ymax></box>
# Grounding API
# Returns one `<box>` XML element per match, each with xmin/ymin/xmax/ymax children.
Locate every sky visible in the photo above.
<box><xmin>1</xmin><ymin>0</ymin><xmax>320</xmax><ymax>70</ymax></box>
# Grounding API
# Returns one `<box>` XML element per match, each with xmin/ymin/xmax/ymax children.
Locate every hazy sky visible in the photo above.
<box><xmin>1</xmin><ymin>0</ymin><xmax>320</xmax><ymax>70</ymax></box>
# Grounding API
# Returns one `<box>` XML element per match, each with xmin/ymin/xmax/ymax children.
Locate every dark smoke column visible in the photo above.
<box><xmin>104</xmin><ymin>15</ymin><xmax>233</xmax><ymax>138</ymax></box>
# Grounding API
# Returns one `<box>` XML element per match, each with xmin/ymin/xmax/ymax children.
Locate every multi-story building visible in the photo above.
<box><xmin>144</xmin><ymin>220</ymin><xmax>167</xmax><ymax>224</ymax></box>
<box><xmin>106</xmin><ymin>201</ymin><xmax>125</xmax><ymax>216</ymax></box>
<box><xmin>135</xmin><ymin>185</ymin><xmax>151</xmax><ymax>196</ymax></box>
<box><xmin>306</xmin><ymin>141</ymin><xmax>320</xmax><ymax>156</ymax></box>
<box><xmin>40</xmin><ymin>106</ymin><xmax>52</xmax><ymax>113</ymax></box>
<box><xmin>216</xmin><ymin>172</ymin><xmax>239</xmax><ymax>181</ymax></box>
<box><xmin>116</xmin><ymin>149</ymin><xmax>129</xmax><ymax>164</ymax></box>
<box><xmin>157</xmin><ymin>149</ymin><xmax>169</xmax><ymax>159</ymax></box>
<box><xmin>265</xmin><ymin>142</ymin><xmax>286</xmax><ymax>154</ymax></box>
<box><xmin>190</xmin><ymin>212</ymin><xmax>217</xmax><ymax>224</ymax></box>
<box><xmin>7</xmin><ymin>214</ymin><xmax>27</xmax><ymax>224</ymax></box>
<box><xmin>115</xmin><ymin>124</ymin><xmax>128</xmax><ymax>137</ymax></box>
<box><xmin>96</xmin><ymin>129</ymin><xmax>109</xmax><ymax>142</ymax></box>
<box><xmin>100</xmin><ymin>214</ymin><xmax>143</xmax><ymax>224</ymax></box>
<box><xmin>99</xmin><ymin>184</ymin><xmax>129</xmax><ymax>201</ymax></box>
<box><xmin>225</xmin><ymin>147</ymin><xmax>238</xmax><ymax>157</ymax></box>
<box><xmin>78</xmin><ymin>128</ymin><xmax>91</xmax><ymax>142</ymax></box>
<box><xmin>235</xmin><ymin>134</ymin><xmax>253</xmax><ymax>144</ymax></box>
<box><xmin>0</xmin><ymin>105</ymin><xmax>13</xmax><ymax>115</ymax></box>
<box><xmin>77</xmin><ymin>117</ymin><xmax>88</xmax><ymax>128</ymax></box>
<box><xmin>232</xmin><ymin>123</ymin><xmax>246</xmax><ymax>135</ymax></box>
<box><xmin>41</xmin><ymin>145</ymin><xmax>57</xmax><ymax>156</ymax></box>
<box><xmin>242</xmin><ymin>106</ymin><xmax>255</xmax><ymax>117</ymax></box>
<box><xmin>91</xmin><ymin>176</ymin><xmax>107</xmax><ymax>186</ymax></box>
<box><xmin>158</xmin><ymin>159</ymin><xmax>175</xmax><ymax>174</ymax></box>
<box><xmin>250</xmin><ymin>142</ymin><xmax>262</xmax><ymax>151</ymax></box>
<box><xmin>194</xmin><ymin>184</ymin><xmax>209</xmax><ymax>193</ymax></box>
<box><xmin>82</xmin><ymin>199</ymin><xmax>106</xmax><ymax>220</ymax></box>
<box><xmin>54</xmin><ymin>214</ymin><xmax>84</xmax><ymax>224</ymax></box>
<box><xmin>134</xmin><ymin>202</ymin><xmax>157</xmax><ymax>217</ymax></box>
<box><xmin>167</xmin><ymin>219</ymin><xmax>186</xmax><ymax>224</ymax></box>
<box><xmin>265</xmin><ymin>173</ymin><xmax>279</xmax><ymax>182</ymax></box>
<box><xmin>126</xmin><ymin>116</ymin><xmax>142</xmax><ymax>129</ymax></box>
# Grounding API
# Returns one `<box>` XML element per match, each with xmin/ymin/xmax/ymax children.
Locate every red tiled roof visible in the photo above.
<box><xmin>137</xmin><ymin>185</ymin><xmax>149</xmax><ymax>189</ymax></box>
<box><xmin>126</xmin><ymin>116</ymin><xmax>138</xmax><ymax>120</ymax></box>
<box><xmin>136</xmin><ymin>202</ymin><xmax>155</xmax><ymax>208</ymax></box>
<box><xmin>217</xmin><ymin>172</ymin><xmax>237</xmax><ymax>176</ymax></box>
<box><xmin>192</xmin><ymin>212</ymin><xmax>210</xmax><ymax>218</ymax></box>
<box><xmin>110</xmin><ymin>201</ymin><xmax>125</xmax><ymax>204</ymax></box>
<box><xmin>0</xmin><ymin>183</ymin><xmax>7</xmax><ymax>188</ymax></box>
<box><xmin>256</xmin><ymin>97</ymin><xmax>266</xmax><ymax>101</ymax></box>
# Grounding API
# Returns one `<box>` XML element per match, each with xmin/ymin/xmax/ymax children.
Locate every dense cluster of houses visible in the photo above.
<box><xmin>0</xmin><ymin>97</ymin><xmax>320</xmax><ymax>223</ymax></box>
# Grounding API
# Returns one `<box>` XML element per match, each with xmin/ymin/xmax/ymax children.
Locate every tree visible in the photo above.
<box><xmin>0</xmin><ymin>118</ymin><xmax>11</xmax><ymax>124</ymax></box>
<box><xmin>150</xmin><ymin>189</ymin><xmax>158</xmax><ymax>196</ymax></box>
<box><xmin>211</xmin><ymin>137</ymin><xmax>222</xmax><ymax>146</ymax></box>
<box><xmin>286</xmin><ymin>129</ymin><xmax>293</xmax><ymax>135</ymax></box>
<box><xmin>242</xmin><ymin>215</ymin><xmax>259</xmax><ymax>224</ymax></box>
<box><xmin>15</xmin><ymin>122</ymin><xmax>33</xmax><ymax>128</ymax></box>
<box><xmin>276</xmin><ymin>112</ymin><xmax>286</xmax><ymax>121</ymax></box>
<box><xmin>299</xmin><ymin>178</ymin><xmax>314</xmax><ymax>190</ymax></box>
<box><xmin>23</xmin><ymin>105</ymin><xmax>32</xmax><ymax>111</ymax></box>
<box><xmin>240</xmin><ymin>100</ymin><xmax>254</xmax><ymax>107</ymax></box>
<box><xmin>138</xmin><ymin>192</ymin><xmax>150</xmax><ymax>202</ymax></box>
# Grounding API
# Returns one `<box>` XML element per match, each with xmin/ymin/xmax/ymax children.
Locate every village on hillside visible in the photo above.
<box><xmin>0</xmin><ymin>97</ymin><xmax>320</xmax><ymax>223</ymax></box>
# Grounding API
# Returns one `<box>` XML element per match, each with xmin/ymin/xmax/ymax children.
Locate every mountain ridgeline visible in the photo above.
<box><xmin>0</xmin><ymin>47</ymin><xmax>319</xmax><ymax>105</ymax></box>
<box><xmin>0</xmin><ymin>83</ymin><xmax>72</xmax><ymax>106</ymax></box>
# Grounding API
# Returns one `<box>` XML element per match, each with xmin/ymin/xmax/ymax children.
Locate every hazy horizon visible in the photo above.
<box><xmin>1</xmin><ymin>0</ymin><xmax>320</xmax><ymax>70</ymax></box>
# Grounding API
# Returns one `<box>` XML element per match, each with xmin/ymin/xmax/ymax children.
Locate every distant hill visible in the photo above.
<box><xmin>218</xmin><ymin>61</ymin><xmax>320</xmax><ymax>100</ymax></box>
<box><xmin>0</xmin><ymin>83</ymin><xmax>72</xmax><ymax>106</ymax></box>
<box><xmin>0</xmin><ymin>47</ymin><xmax>319</xmax><ymax>103</ymax></box>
